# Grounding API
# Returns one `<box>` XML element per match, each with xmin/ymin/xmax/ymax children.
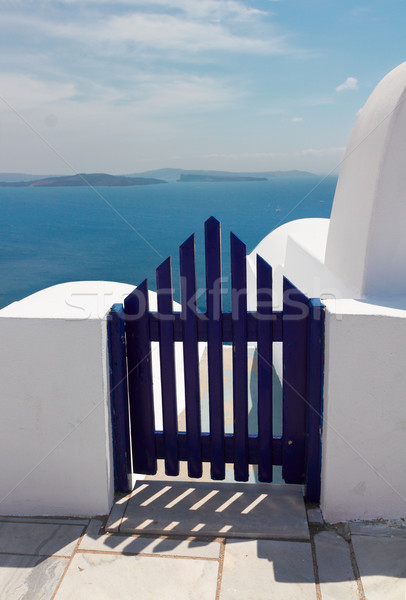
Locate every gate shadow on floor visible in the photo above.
<box><xmin>109</xmin><ymin>479</ymin><xmax>308</xmax><ymax>541</ymax></box>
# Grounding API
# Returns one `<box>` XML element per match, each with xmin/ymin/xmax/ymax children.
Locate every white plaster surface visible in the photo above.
<box><xmin>0</xmin><ymin>281</ymin><xmax>135</xmax><ymax>517</ymax></box>
<box><xmin>320</xmin><ymin>298</ymin><xmax>406</xmax><ymax>522</ymax></box>
<box><xmin>0</xmin><ymin>280</ymin><xmax>135</xmax><ymax>320</ymax></box>
<box><xmin>247</xmin><ymin>218</ymin><xmax>335</xmax><ymax>311</ymax></box>
<box><xmin>325</xmin><ymin>62</ymin><xmax>406</xmax><ymax>298</ymax></box>
<box><xmin>0</xmin><ymin>280</ymin><xmax>195</xmax><ymax>517</ymax></box>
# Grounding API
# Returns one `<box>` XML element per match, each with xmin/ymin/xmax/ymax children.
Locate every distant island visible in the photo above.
<box><xmin>132</xmin><ymin>168</ymin><xmax>316</xmax><ymax>181</ymax></box>
<box><xmin>0</xmin><ymin>173</ymin><xmax>167</xmax><ymax>187</ymax></box>
<box><xmin>178</xmin><ymin>174</ymin><xmax>267</xmax><ymax>183</ymax></box>
<box><xmin>0</xmin><ymin>169</ymin><xmax>318</xmax><ymax>187</ymax></box>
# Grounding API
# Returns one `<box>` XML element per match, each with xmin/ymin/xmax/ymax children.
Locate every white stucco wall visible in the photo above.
<box><xmin>321</xmin><ymin>299</ymin><xmax>406</xmax><ymax>522</ymax></box>
<box><xmin>0</xmin><ymin>281</ymin><xmax>134</xmax><ymax>517</ymax></box>
<box><xmin>0</xmin><ymin>280</ymin><xmax>193</xmax><ymax>516</ymax></box>
<box><xmin>247</xmin><ymin>218</ymin><xmax>356</xmax><ymax>310</ymax></box>
<box><xmin>325</xmin><ymin>62</ymin><xmax>406</xmax><ymax>298</ymax></box>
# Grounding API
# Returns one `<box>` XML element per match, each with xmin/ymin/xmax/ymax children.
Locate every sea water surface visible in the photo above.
<box><xmin>0</xmin><ymin>176</ymin><xmax>337</xmax><ymax>309</ymax></box>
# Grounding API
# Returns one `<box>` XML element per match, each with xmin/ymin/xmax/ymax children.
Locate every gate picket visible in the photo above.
<box><xmin>205</xmin><ymin>217</ymin><xmax>226</xmax><ymax>480</ymax></box>
<box><xmin>256</xmin><ymin>255</ymin><xmax>273</xmax><ymax>483</ymax></box>
<box><xmin>231</xmin><ymin>232</ymin><xmax>249</xmax><ymax>481</ymax></box>
<box><xmin>124</xmin><ymin>280</ymin><xmax>157</xmax><ymax>475</ymax></box>
<box><xmin>179</xmin><ymin>234</ymin><xmax>202</xmax><ymax>478</ymax></box>
<box><xmin>156</xmin><ymin>257</ymin><xmax>179</xmax><ymax>476</ymax></box>
<box><xmin>282</xmin><ymin>276</ymin><xmax>309</xmax><ymax>484</ymax></box>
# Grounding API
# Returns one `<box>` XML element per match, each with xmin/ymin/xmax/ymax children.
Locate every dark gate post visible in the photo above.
<box><xmin>107</xmin><ymin>304</ymin><xmax>132</xmax><ymax>493</ymax></box>
<box><xmin>305</xmin><ymin>299</ymin><xmax>325</xmax><ymax>503</ymax></box>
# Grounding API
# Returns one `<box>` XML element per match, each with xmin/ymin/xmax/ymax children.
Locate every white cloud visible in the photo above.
<box><xmin>300</xmin><ymin>147</ymin><xmax>346</xmax><ymax>157</ymax></box>
<box><xmin>133</xmin><ymin>0</ymin><xmax>266</xmax><ymax>21</ymax></box>
<box><xmin>0</xmin><ymin>75</ymin><xmax>76</xmax><ymax>110</ymax></box>
<box><xmin>60</xmin><ymin>0</ymin><xmax>267</xmax><ymax>20</ymax></box>
<box><xmin>94</xmin><ymin>13</ymin><xmax>277</xmax><ymax>53</ymax></box>
<box><xmin>336</xmin><ymin>77</ymin><xmax>359</xmax><ymax>92</ymax></box>
<box><xmin>0</xmin><ymin>72</ymin><xmax>238</xmax><ymax>116</ymax></box>
<box><xmin>0</xmin><ymin>8</ymin><xmax>296</xmax><ymax>58</ymax></box>
<box><xmin>291</xmin><ymin>116</ymin><xmax>303</xmax><ymax>122</ymax></box>
<box><xmin>201</xmin><ymin>146</ymin><xmax>346</xmax><ymax>160</ymax></box>
<box><xmin>125</xmin><ymin>74</ymin><xmax>240</xmax><ymax>114</ymax></box>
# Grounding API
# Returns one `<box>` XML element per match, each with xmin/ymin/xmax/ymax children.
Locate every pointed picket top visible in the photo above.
<box><xmin>134</xmin><ymin>278</ymin><xmax>148</xmax><ymax>294</ymax></box>
<box><xmin>180</xmin><ymin>232</ymin><xmax>195</xmax><ymax>254</ymax></box>
<box><xmin>124</xmin><ymin>278</ymin><xmax>149</xmax><ymax>316</ymax></box>
<box><xmin>257</xmin><ymin>253</ymin><xmax>272</xmax><ymax>273</ymax></box>
<box><xmin>156</xmin><ymin>256</ymin><xmax>174</xmax><ymax>316</ymax></box>
<box><xmin>205</xmin><ymin>215</ymin><xmax>220</xmax><ymax>229</ymax></box>
<box><xmin>179</xmin><ymin>233</ymin><xmax>197</xmax><ymax>316</ymax></box>
<box><xmin>230</xmin><ymin>231</ymin><xmax>247</xmax><ymax>319</ymax></box>
<box><xmin>230</xmin><ymin>231</ymin><xmax>246</xmax><ymax>255</ymax></box>
<box><xmin>156</xmin><ymin>256</ymin><xmax>172</xmax><ymax>277</ymax></box>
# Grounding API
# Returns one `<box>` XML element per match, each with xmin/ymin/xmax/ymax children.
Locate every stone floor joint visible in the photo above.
<box><xmin>77</xmin><ymin>547</ymin><xmax>220</xmax><ymax>561</ymax></box>
<box><xmin>348</xmin><ymin>537</ymin><xmax>367</xmax><ymax>600</ymax></box>
<box><xmin>50</xmin><ymin>523</ymin><xmax>87</xmax><ymax>600</ymax></box>
<box><xmin>215</xmin><ymin>539</ymin><xmax>226</xmax><ymax>600</ymax></box>
<box><xmin>308</xmin><ymin>526</ymin><xmax>322</xmax><ymax>600</ymax></box>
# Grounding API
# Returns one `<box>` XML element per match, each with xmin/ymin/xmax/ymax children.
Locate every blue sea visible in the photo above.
<box><xmin>0</xmin><ymin>176</ymin><xmax>337</xmax><ymax>310</ymax></box>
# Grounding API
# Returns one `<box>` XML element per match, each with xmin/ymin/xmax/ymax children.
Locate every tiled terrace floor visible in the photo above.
<box><xmin>1</xmin><ymin>490</ymin><xmax>405</xmax><ymax>599</ymax></box>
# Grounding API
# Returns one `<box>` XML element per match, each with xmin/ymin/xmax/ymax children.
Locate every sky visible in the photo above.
<box><xmin>0</xmin><ymin>0</ymin><xmax>405</xmax><ymax>175</ymax></box>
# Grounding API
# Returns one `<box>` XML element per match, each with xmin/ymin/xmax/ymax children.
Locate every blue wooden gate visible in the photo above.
<box><xmin>108</xmin><ymin>217</ymin><xmax>324</xmax><ymax>502</ymax></box>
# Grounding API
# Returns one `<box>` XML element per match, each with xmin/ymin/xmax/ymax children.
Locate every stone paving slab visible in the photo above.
<box><xmin>313</xmin><ymin>530</ymin><xmax>358</xmax><ymax>599</ymax></box>
<box><xmin>105</xmin><ymin>494</ymin><xmax>129</xmax><ymax>532</ymax></box>
<box><xmin>352</xmin><ymin>534</ymin><xmax>406</xmax><ymax>599</ymax></box>
<box><xmin>0</xmin><ymin>516</ymin><xmax>89</xmax><ymax>526</ymax></box>
<box><xmin>0</xmin><ymin>522</ymin><xmax>85</xmax><ymax>557</ymax></box>
<box><xmin>350</xmin><ymin>520</ymin><xmax>406</xmax><ymax>537</ymax></box>
<box><xmin>80</xmin><ymin>518</ymin><xmax>221</xmax><ymax>558</ymax></box>
<box><xmin>220</xmin><ymin>538</ymin><xmax>316</xmax><ymax>599</ymax></box>
<box><xmin>0</xmin><ymin>553</ymin><xmax>68</xmax><ymax>600</ymax></box>
<box><xmin>118</xmin><ymin>480</ymin><xmax>309</xmax><ymax>540</ymax></box>
<box><xmin>55</xmin><ymin>552</ymin><xmax>219</xmax><ymax>600</ymax></box>
<box><xmin>307</xmin><ymin>507</ymin><xmax>324</xmax><ymax>525</ymax></box>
